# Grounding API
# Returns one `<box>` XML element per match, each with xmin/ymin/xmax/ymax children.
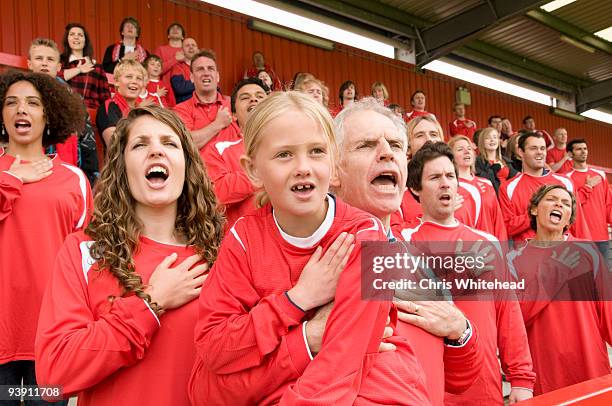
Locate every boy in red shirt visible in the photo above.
<box><xmin>142</xmin><ymin>55</ymin><xmax>176</xmax><ymax>108</ymax></box>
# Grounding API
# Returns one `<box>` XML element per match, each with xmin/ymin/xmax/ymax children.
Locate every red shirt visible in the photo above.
<box><xmin>400</xmin><ymin>221</ymin><xmax>536</xmax><ymax>405</ymax></box>
<box><xmin>201</xmin><ymin>124</ymin><xmax>256</xmax><ymax>230</ymax></box>
<box><xmin>174</xmin><ymin>91</ymin><xmax>239</xmax><ymax>155</ymax></box>
<box><xmin>449</xmin><ymin>118</ymin><xmax>477</xmax><ymax>140</ymax></box>
<box><xmin>567</xmin><ymin>167</ymin><xmax>612</xmax><ymax>241</ymax></box>
<box><xmin>190</xmin><ymin>198</ymin><xmax>431</xmax><ymax>405</ymax></box>
<box><xmin>36</xmin><ymin>232</ymin><xmax>199</xmax><ymax>405</ymax></box>
<box><xmin>546</xmin><ymin>146</ymin><xmax>573</xmax><ymax>174</ymax></box>
<box><xmin>393</xmin><ymin>230</ymin><xmax>483</xmax><ymax>405</ymax></box>
<box><xmin>499</xmin><ymin>171</ymin><xmax>592</xmax><ymax>243</ymax></box>
<box><xmin>154</xmin><ymin>44</ymin><xmax>183</xmax><ymax>78</ymax></box>
<box><xmin>405</xmin><ymin>110</ymin><xmax>436</xmax><ymax>122</ymax></box>
<box><xmin>145</xmin><ymin>79</ymin><xmax>176</xmax><ymax>108</ymax></box>
<box><xmin>391</xmin><ymin>189</ymin><xmax>474</xmax><ymax>235</ymax></box>
<box><xmin>508</xmin><ymin>237</ymin><xmax>612</xmax><ymax>394</ymax></box>
<box><xmin>0</xmin><ymin>150</ymin><xmax>92</xmax><ymax>363</ymax></box>
<box><xmin>461</xmin><ymin>176</ymin><xmax>508</xmax><ymax>241</ymax></box>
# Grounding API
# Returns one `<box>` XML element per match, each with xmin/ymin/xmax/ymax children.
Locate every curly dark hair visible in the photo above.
<box><xmin>86</xmin><ymin>105</ymin><xmax>224</xmax><ymax>314</ymax></box>
<box><xmin>0</xmin><ymin>70</ymin><xmax>85</xmax><ymax>146</ymax></box>
<box><xmin>61</xmin><ymin>23</ymin><xmax>95</xmax><ymax>65</ymax></box>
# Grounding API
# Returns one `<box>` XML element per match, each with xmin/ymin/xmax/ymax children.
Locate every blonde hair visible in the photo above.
<box><xmin>113</xmin><ymin>59</ymin><xmax>147</xmax><ymax>83</ymax></box>
<box><xmin>242</xmin><ymin>91</ymin><xmax>338</xmax><ymax>207</ymax></box>
<box><xmin>478</xmin><ymin>127</ymin><xmax>504</xmax><ymax>165</ymax></box>
<box><xmin>371</xmin><ymin>81</ymin><xmax>388</xmax><ymax>100</ymax></box>
<box><xmin>448</xmin><ymin>135</ymin><xmax>475</xmax><ymax>174</ymax></box>
<box><xmin>406</xmin><ymin>114</ymin><xmax>445</xmax><ymax>147</ymax></box>
<box><xmin>29</xmin><ymin>38</ymin><xmax>60</xmax><ymax>59</ymax></box>
<box><xmin>295</xmin><ymin>77</ymin><xmax>329</xmax><ymax>107</ymax></box>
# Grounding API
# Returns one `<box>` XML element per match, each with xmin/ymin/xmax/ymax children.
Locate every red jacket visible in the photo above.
<box><xmin>36</xmin><ymin>232</ymin><xmax>200</xmax><ymax>405</ymax></box>
<box><xmin>190</xmin><ymin>198</ymin><xmax>432</xmax><ymax>405</ymax></box>
<box><xmin>0</xmin><ymin>149</ymin><xmax>92</xmax><ymax>364</ymax></box>
<box><xmin>201</xmin><ymin>124</ymin><xmax>256</xmax><ymax>230</ymax></box>
<box><xmin>400</xmin><ymin>220</ymin><xmax>536</xmax><ymax>405</ymax></box>
<box><xmin>507</xmin><ymin>237</ymin><xmax>612</xmax><ymax>394</ymax></box>
<box><xmin>499</xmin><ymin>171</ymin><xmax>592</xmax><ymax>243</ymax></box>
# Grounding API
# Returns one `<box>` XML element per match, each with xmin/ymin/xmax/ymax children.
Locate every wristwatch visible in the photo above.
<box><xmin>444</xmin><ymin>319</ymin><xmax>472</xmax><ymax>347</ymax></box>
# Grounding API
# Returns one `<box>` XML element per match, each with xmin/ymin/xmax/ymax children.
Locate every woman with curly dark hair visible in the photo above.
<box><xmin>0</xmin><ymin>71</ymin><xmax>91</xmax><ymax>404</ymax></box>
<box><xmin>36</xmin><ymin>105</ymin><xmax>224</xmax><ymax>406</ymax></box>
<box><xmin>60</xmin><ymin>23</ymin><xmax>111</xmax><ymax>110</ymax></box>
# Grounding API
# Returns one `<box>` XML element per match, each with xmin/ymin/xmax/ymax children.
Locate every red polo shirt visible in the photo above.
<box><xmin>174</xmin><ymin>91</ymin><xmax>238</xmax><ymax>156</ymax></box>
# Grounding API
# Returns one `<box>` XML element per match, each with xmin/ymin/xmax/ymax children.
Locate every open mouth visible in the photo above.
<box><xmin>439</xmin><ymin>193</ymin><xmax>452</xmax><ymax>202</ymax></box>
<box><xmin>145</xmin><ymin>165</ymin><xmax>169</xmax><ymax>185</ymax></box>
<box><xmin>371</xmin><ymin>172</ymin><xmax>398</xmax><ymax>189</ymax></box>
<box><xmin>291</xmin><ymin>183</ymin><xmax>315</xmax><ymax>193</ymax></box>
<box><xmin>202</xmin><ymin>78</ymin><xmax>212</xmax><ymax>85</ymax></box>
<box><xmin>127</xmin><ymin>85</ymin><xmax>140</xmax><ymax>92</ymax></box>
<box><xmin>549</xmin><ymin>210</ymin><xmax>563</xmax><ymax>224</ymax></box>
<box><xmin>14</xmin><ymin>119</ymin><xmax>31</xmax><ymax>131</ymax></box>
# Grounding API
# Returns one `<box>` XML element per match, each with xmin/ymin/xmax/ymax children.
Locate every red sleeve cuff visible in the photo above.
<box><xmin>284</xmin><ymin>322</ymin><xmax>312</xmax><ymax>375</ymax></box>
<box><xmin>116</xmin><ymin>295</ymin><xmax>161</xmax><ymax>338</ymax></box>
<box><xmin>509</xmin><ymin>379</ymin><xmax>535</xmax><ymax>391</ymax></box>
<box><xmin>276</xmin><ymin>292</ymin><xmax>307</xmax><ymax>322</ymax></box>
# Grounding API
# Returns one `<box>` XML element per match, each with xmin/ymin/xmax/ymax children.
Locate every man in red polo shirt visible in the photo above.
<box><xmin>449</xmin><ymin>102</ymin><xmax>476</xmax><ymax>140</ymax></box>
<box><xmin>546</xmin><ymin>128</ymin><xmax>573</xmax><ymax>174</ymax></box>
<box><xmin>174</xmin><ymin>49</ymin><xmax>235</xmax><ymax>154</ymax></box>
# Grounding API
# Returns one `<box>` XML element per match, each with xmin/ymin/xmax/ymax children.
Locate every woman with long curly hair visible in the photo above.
<box><xmin>0</xmin><ymin>70</ymin><xmax>90</xmax><ymax>404</ymax></box>
<box><xmin>35</xmin><ymin>105</ymin><xmax>224</xmax><ymax>405</ymax></box>
<box><xmin>59</xmin><ymin>23</ymin><xmax>110</xmax><ymax>110</ymax></box>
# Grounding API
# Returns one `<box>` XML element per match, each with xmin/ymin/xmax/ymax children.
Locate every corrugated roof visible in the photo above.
<box><xmin>479</xmin><ymin>16</ymin><xmax>612</xmax><ymax>82</ymax></box>
<box><xmin>551</xmin><ymin>0</ymin><xmax>612</xmax><ymax>33</ymax></box>
<box><xmin>378</xmin><ymin>0</ymin><xmax>481</xmax><ymax>24</ymax></box>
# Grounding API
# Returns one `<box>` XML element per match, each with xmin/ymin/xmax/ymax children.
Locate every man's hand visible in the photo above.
<box><xmin>508</xmin><ymin>388</ymin><xmax>533</xmax><ymax>404</ymax></box>
<box><xmin>586</xmin><ymin>175</ymin><xmax>602</xmax><ymax>188</ymax></box>
<box><xmin>394</xmin><ymin>300</ymin><xmax>467</xmax><ymax>340</ymax></box>
<box><xmin>8</xmin><ymin>155</ymin><xmax>53</xmax><ymax>183</ymax></box>
<box><xmin>214</xmin><ymin>107</ymin><xmax>233</xmax><ymax>130</ymax></box>
<box><xmin>306</xmin><ymin>302</ymin><xmax>395</xmax><ymax>354</ymax></box>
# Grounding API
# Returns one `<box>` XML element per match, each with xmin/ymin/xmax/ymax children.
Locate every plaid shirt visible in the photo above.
<box><xmin>60</xmin><ymin>61</ymin><xmax>111</xmax><ymax>110</ymax></box>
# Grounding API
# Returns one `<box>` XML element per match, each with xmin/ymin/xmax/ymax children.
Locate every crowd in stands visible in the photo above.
<box><xmin>0</xmin><ymin>17</ymin><xmax>611</xmax><ymax>406</ymax></box>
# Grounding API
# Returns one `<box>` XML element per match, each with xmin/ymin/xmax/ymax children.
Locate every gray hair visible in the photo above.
<box><xmin>333</xmin><ymin>97</ymin><xmax>407</xmax><ymax>156</ymax></box>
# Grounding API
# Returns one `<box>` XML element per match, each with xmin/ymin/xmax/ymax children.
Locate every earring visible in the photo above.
<box><xmin>46</xmin><ymin>126</ymin><xmax>50</xmax><ymax>137</ymax></box>
<box><xmin>1</xmin><ymin>125</ymin><xmax>4</xmax><ymax>137</ymax></box>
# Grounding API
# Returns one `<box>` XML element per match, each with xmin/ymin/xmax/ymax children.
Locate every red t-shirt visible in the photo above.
<box><xmin>507</xmin><ymin>237</ymin><xmax>612</xmax><ymax>394</ymax></box>
<box><xmin>145</xmin><ymin>79</ymin><xmax>176</xmax><ymax>108</ymax></box>
<box><xmin>567</xmin><ymin>167</ymin><xmax>612</xmax><ymax>241</ymax></box>
<box><xmin>400</xmin><ymin>220</ymin><xmax>535</xmax><ymax>405</ymax></box>
<box><xmin>190</xmin><ymin>198</ymin><xmax>431</xmax><ymax>405</ymax></box>
<box><xmin>405</xmin><ymin>110</ymin><xmax>436</xmax><ymax>122</ymax></box>
<box><xmin>0</xmin><ymin>149</ymin><xmax>92</xmax><ymax>363</ymax></box>
<box><xmin>499</xmin><ymin>171</ymin><xmax>592</xmax><ymax>243</ymax></box>
<box><xmin>449</xmin><ymin>118</ymin><xmax>477</xmax><ymax>140</ymax></box>
<box><xmin>546</xmin><ymin>146</ymin><xmax>573</xmax><ymax>174</ymax></box>
<box><xmin>154</xmin><ymin>44</ymin><xmax>183</xmax><ymax>78</ymax></box>
<box><xmin>201</xmin><ymin>124</ymin><xmax>256</xmax><ymax>230</ymax></box>
<box><xmin>36</xmin><ymin>232</ymin><xmax>199</xmax><ymax>405</ymax></box>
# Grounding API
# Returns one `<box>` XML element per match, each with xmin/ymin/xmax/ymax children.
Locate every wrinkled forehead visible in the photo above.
<box><xmin>344</xmin><ymin>110</ymin><xmax>404</xmax><ymax>144</ymax></box>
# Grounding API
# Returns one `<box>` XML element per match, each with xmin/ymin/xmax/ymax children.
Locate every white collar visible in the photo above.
<box><xmin>274</xmin><ymin>195</ymin><xmax>335</xmax><ymax>248</ymax></box>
